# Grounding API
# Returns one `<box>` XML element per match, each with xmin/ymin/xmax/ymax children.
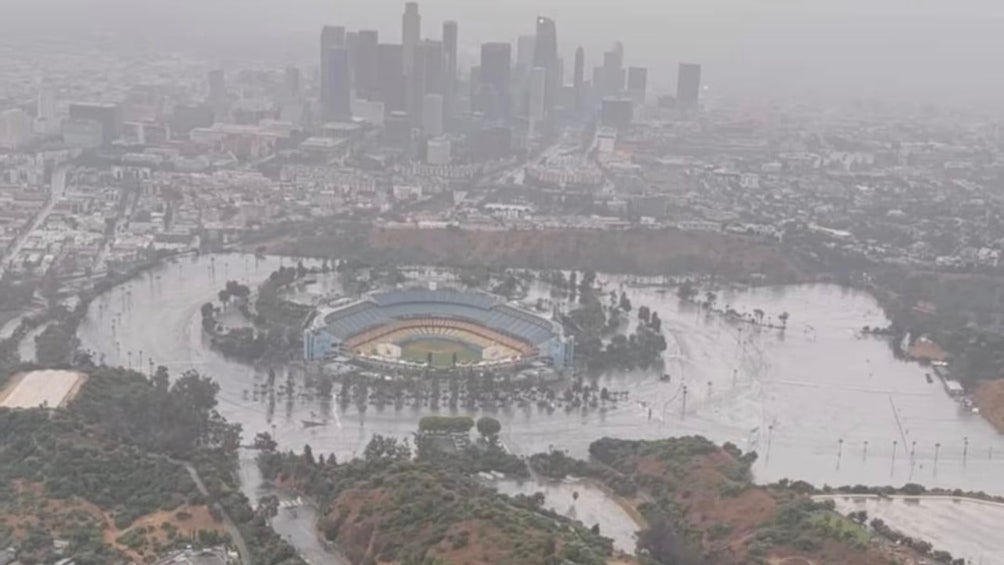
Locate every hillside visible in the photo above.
<box><xmin>580</xmin><ymin>436</ymin><xmax>932</xmax><ymax>565</ymax></box>
<box><xmin>257</xmin><ymin>223</ymin><xmax>806</xmax><ymax>282</ymax></box>
<box><xmin>258</xmin><ymin>430</ymin><xmax>620</xmax><ymax>565</ymax></box>
<box><xmin>0</xmin><ymin>366</ymin><xmax>301</xmax><ymax>565</ymax></box>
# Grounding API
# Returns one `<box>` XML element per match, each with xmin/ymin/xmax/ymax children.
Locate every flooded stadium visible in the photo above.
<box><xmin>77</xmin><ymin>253</ymin><xmax>1004</xmax><ymax>496</ymax></box>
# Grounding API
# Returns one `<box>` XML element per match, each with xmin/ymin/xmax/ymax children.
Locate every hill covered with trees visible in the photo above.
<box><xmin>0</xmin><ymin>366</ymin><xmax>301</xmax><ymax>564</ymax></box>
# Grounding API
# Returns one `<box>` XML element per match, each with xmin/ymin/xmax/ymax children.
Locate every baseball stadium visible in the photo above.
<box><xmin>303</xmin><ymin>288</ymin><xmax>573</xmax><ymax>371</ymax></box>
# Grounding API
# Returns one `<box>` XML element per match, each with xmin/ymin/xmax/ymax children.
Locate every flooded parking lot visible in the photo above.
<box><xmin>76</xmin><ymin>254</ymin><xmax>1004</xmax><ymax>496</ymax></box>
<box><xmin>818</xmin><ymin>494</ymin><xmax>1004</xmax><ymax>563</ymax></box>
<box><xmin>490</xmin><ymin>476</ymin><xmax>641</xmax><ymax>554</ymax></box>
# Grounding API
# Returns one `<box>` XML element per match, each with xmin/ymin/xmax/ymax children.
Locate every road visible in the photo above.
<box><xmin>177</xmin><ymin>459</ymin><xmax>252</xmax><ymax>565</ymax></box>
<box><xmin>270</xmin><ymin>499</ymin><xmax>351</xmax><ymax>565</ymax></box>
<box><xmin>0</xmin><ymin>164</ymin><xmax>67</xmax><ymax>276</ymax></box>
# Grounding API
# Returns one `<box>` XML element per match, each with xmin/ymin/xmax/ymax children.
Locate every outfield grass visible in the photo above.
<box><xmin>400</xmin><ymin>338</ymin><xmax>482</xmax><ymax>367</ymax></box>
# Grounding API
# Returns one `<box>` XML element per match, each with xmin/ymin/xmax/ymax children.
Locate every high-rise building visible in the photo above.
<box><xmin>68</xmin><ymin>102</ymin><xmax>121</xmax><ymax>146</ymax></box>
<box><xmin>573</xmin><ymin>47</ymin><xmax>585</xmax><ymax>112</ymax></box>
<box><xmin>600</xmin><ymin>98</ymin><xmax>633</xmax><ymax>129</ymax></box>
<box><xmin>321</xmin><ymin>25</ymin><xmax>345</xmax><ymax>50</ymax></box>
<box><xmin>408</xmin><ymin>40</ymin><xmax>444</xmax><ymax>127</ymax></box>
<box><xmin>442</xmin><ymin>21</ymin><xmax>458</xmax><ymax>121</ymax></box>
<box><xmin>516</xmin><ymin>35</ymin><xmax>536</xmax><ymax>69</ymax></box>
<box><xmin>377</xmin><ymin>44</ymin><xmax>406</xmax><ymax>112</ymax></box>
<box><xmin>321</xmin><ymin>26</ymin><xmax>346</xmax><ymax>116</ymax></box>
<box><xmin>172</xmin><ymin>104</ymin><xmax>213</xmax><ymax>137</ymax></box>
<box><xmin>422</xmin><ymin>93</ymin><xmax>444</xmax><ymax>136</ymax></box>
<box><xmin>402</xmin><ymin>2</ymin><xmax>421</xmax><ymax>77</ymax></box>
<box><xmin>528</xmin><ymin>66</ymin><xmax>546</xmax><ymax>125</ymax></box>
<box><xmin>601</xmin><ymin>42</ymin><xmax>625</xmax><ymax>96</ymax></box>
<box><xmin>35</xmin><ymin>85</ymin><xmax>58</xmax><ymax>135</ymax></box>
<box><xmin>627</xmin><ymin>67</ymin><xmax>647</xmax><ymax>93</ymax></box>
<box><xmin>208</xmin><ymin>69</ymin><xmax>227</xmax><ymax>118</ymax></box>
<box><xmin>477</xmin><ymin>42</ymin><xmax>512</xmax><ymax>120</ymax></box>
<box><xmin>354</xmin><ymin>30</ymin><xmax>380</xmax><ymax>100</ymax></box>
<box><xmin>532</xmin><ymin>17</ymin><xmax>558</xmax><ymax>115</ymax></box>
<box><xmin>473</xmin><ymin>125</ymin><xmax>512</xmax><ymax>160</ymax></box>
<box><xmin>677</xmin><ymin>62</ymin><xmax>702</xmax><ymax>111</ymax></box>
<box><xmin>284</xmin><ymin>66</ymin><xmax>301</xmax><ymax>99</ymax></box>
<box><xmin>0</xmin><ymin>109</ymin><xmax>32</xmax><ymax>150</ymax></box>
<box><xmin>322</xmin><ymin>46</ymin><xmax>352</xmax><ymax>120</ymax></box>
<box><xmin>627</xmin><ymin>66</ymin><xmax>647</xmax><ymax>106</ymax></box>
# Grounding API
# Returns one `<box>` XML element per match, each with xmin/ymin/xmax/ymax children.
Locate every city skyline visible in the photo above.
<box><xmin>6</xmin><ymin>0</ymin><xmax>1004</xmax><ymax>112</ymax></box>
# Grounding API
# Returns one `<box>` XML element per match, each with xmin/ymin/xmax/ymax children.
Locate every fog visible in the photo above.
<box><xmin>6</xmin><ymin>0</ymin><xmax>1004</xmax><ymax>111</ymax></box>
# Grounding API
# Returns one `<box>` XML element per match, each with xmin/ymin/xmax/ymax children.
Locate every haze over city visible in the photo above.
<box><xmin>6</xmin><ymin>0</ymin><xmax>1004</xmax><ymax>111</ymax></box>
<box><xmin>2</xmin><ymin>1</ymin><xmax>1004</xmax><ymax>564</ymax></box>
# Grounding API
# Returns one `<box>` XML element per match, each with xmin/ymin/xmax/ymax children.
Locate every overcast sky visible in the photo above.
<box><xmin>7</xmin><ymin>0</ymin><xmax>1004</xmax><ymax>112</ymax></box>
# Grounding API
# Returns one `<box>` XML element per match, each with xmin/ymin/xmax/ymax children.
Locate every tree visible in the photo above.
<box><xmin>364</xmin><ymin>435</ymin><xmax>411</xmax><ymax>462</ymax></box>
<box><xmin>580</xmin><ymin>270</ymin><xmax>596</xmax><ymax>295</ymax></box>
<box><xmin>779</xmin><ymin>311</ymin><xmax>790</xmax><ymax>328</ymax></box>
<box><xmin>253</xmin><ymin>432</ymin><xmax>277</xmax><ymax>452</ymax></box>
<box><xmin>638</xmin><ymin>305</ymin><xmax>651</xmax><ymax>324</ymax></box>
<box><xmin>257</xmin><ymin>495</ymin><xmax>279</xmax><ymax>519</ymax></box>
<box><xmin>152</xmin><ymin>365</ymin><xmax>170</xmax><ymax>391</ymax></box>
<box><xmin>753</xmin><ymin>309</ymin><xmax>765</xmax><ymax>325</ymax></box>
<box><xmin>476</xmin><ymin>416</ymin><xmax>502</xmax><ymax>444</ymax></box>
<box><xmin>677</xmin><ymin>280</ymin><xmax>698</xmax><ymax>301</ymax></box>
<box><xmin>650</xmin><ymin>312</ymin><xmax>662</xmax><ymax>332</ymax></box>
<box><xmin>619</xmin><ymin>291</ymin><xmax>632</xmax><ymax>312</ymax></box>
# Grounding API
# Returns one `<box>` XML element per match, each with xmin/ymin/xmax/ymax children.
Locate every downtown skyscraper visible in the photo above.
<box><xmin>677</xmin><ymin>62</ymin><xmax>702</xmax><ymax>111</ymax></box>
<box><xmin>532</xmin><ymin>17</ymin><xmax>559</xmax><ymax>117</ymax></box>
<box><xmin>320</xmin><ymin>26</ymin><xmax>350</xmax><ymax>120</ymax></box>
<box><xmin>442</xmin><ymin>20</ymin><xmax>458</xmax><ymax>120</ymax></box>
<box><xmin>573</xmin><ymin>47</ymin><xmax>585</xmax><ymax>112</ymax></box>
<box><xmin>353</xmin><ymin>30</ymin><xmax>380</xmax><ymax>101</ymax></box>
<box><xmin>402</xmin><ymin>2</ymin><xmax>421</xmax><ymax>77</ymax></box>
<box><xmin>476</xmin><ymin>42</ymin><xmax>512</xmax><ymax>121</ymax></box>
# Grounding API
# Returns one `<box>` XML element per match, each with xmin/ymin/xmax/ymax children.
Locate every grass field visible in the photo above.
<box><xmin>400</xmin><ymin>338</ymin><xmax>482</xmax><ymax>367</ymax></box>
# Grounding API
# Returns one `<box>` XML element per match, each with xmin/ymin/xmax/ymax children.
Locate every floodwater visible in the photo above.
<box><xmin>75</xmin><ymin>254</ymin><xmax>1004</xmax><ymax>557</ymax></box>
<box><xmin>16</xmin><ymin>321</ymin><xmax>48</xmax><ymax>363</ymax></box>
<box><xmin>238</xmin><ymin>449</ymin><xmax>350</xmax><ymax>565</ymax></box>
<box><xmin>818</xmin><ymin>494</ymin><xmax>1004</xmax><ymax>564</ymax></box>
<box><xmin>490</xmin><ymin>477</ymin><xmax>640</xmax><ymax>554</ymax></box>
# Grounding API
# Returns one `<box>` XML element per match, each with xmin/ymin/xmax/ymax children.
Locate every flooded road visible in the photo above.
<box><xmin>238</xmin><ymin>449</ymin><xmax>350</xmax><ymax>565</ymax></box>
<box><xmin>818</xmin><ymin>494</ymin><xmax>1004</xmax><ymax>563</ymax></box>
<box><xmin>77</xmin><ymin>254</ymin><xmax>1004</xmax><ymax>496</ymax></box>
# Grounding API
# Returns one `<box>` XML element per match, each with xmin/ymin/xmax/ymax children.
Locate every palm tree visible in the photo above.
<box><xmin>779</xmin><ymin>311</ymin><xmax>790</xmax><ymax>329</ymax></box>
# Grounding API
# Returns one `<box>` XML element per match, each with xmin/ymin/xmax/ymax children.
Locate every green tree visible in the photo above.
<box><xmin>476</xmin><ymin>416</ymin><xmax>502</xmax><ymax>445</ymax></box>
